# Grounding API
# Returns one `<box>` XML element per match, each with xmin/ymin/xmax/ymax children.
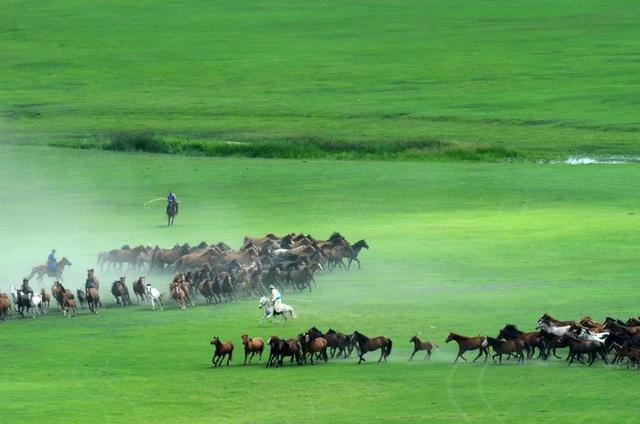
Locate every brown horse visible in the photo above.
<box><xmin>445</xmin><ymin>332</ymin><xmax>488</xmax><ymax>363</ymax></box>
<box><xmin>538</xmin><ymin>313</ymin><xmax>575</xmax><ymax>327</ymax></box>
<box><xmin>352</xmin><ymin>331</ymin><xmax>392</xmax><ymax>364</ymax></box>
<box><xmin>29</xmin><ymin>257</ymin><xmax>72</xmax><ymax>284</ymax></box>
<box><xmin>0</xmin><ymin>295</ymin><xmax>11</xmax><ymax>321</ymax></box>
<box><xmin>86</xmin><ymin>288</ymin><xmax>100</xmax><ymax>314</ymax></box>
<box><xmin>409</xmin><ymin>336</ymin><xmax>438</xmax><ymax>360</ymax></box>
<box><xmin>86</xmin><ymin>269</ymin><xmax>101</xmax><ymax>289</ymax></box>
<box><xmin>40</xmin><ymin>288</ymin><xmax>50</xmax><ymax>311</ymax></box>
<box><xmin>558</xmin><ymin>335</ymin><xmax>608</xmax><ymax>366</ymax></box>
<box><xmin>111</xmin><ymin>277</ymin><xmax>131</xmax><ymax>306</ymax></box>
<box><xmin>210</xmin><ymin>337</ymin><xmax>234</xmax><ymax>367</ymax></box>
<box><xmin>298</xmin><ymin>333</ymin><xmax>328</xmax><ymax>365</ymax></box>
<box><xmin>307</xmin><ymin>327</ymin><xmax>352</xmax><ymax>358</ymax></box>
<box><xmin>497</xmin><ymin>324</ymin><xmax>546</xmax><ymax>359</ymax></box>
<box><xmin>485</xmin><ymin>337</ymin><xmax>525</xmax><ymax>364</ymax></box>
<box><xmin>51</xmin><ymin>281</ymin><xmax>66</xmax><ymax>311</ymax></box>
<box><xmin>62</xmin><ymin>296</ymin><xmax>78</xmax><ymax>318</ymax></box>
<box><xmin>241</xmin><ymin>335</ymin><xmax>264</xmax><ymax>365</ymax></box>
<box><xmin>170</xmin><ymin>281</ymin><xmax>189</xmax><ymax>310</ymax></box>
<box><xmin>266</xmin><ymin>336</ymin><xmax>302</xmax><ymax>367</ymax></box>
<box><xmin>132</xmin><ymin>276</ymin><xmax>146</xmax><ymax>303</ymax></box>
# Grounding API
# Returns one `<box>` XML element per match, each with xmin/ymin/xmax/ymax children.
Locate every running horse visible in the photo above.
<box><xmin>445</xmin><ymin>332</ymin><xmax>489</xmax><ymax>363</ymax></box>
<box><xmin>29</xmin><ymin>257</ymin><xmax>72</xmax><ymax>284</ymax></box>
<box><xmin>167</xmin><ymin>201</ymin><xmax>178</xmax><ymax>226</ymax></box>
<box><xmin>351</xmin><ymin>331</ymin><xmax>393</xmax><ymax>364</ymax></box>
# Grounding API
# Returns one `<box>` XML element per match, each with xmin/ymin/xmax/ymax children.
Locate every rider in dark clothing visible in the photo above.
<box><xmin>167</xmin><ymin>191</ymin><xmax>178</xmax><ymax>214</ymax></box>
<box><xmin>47</xmin><ymin>249</ymin><xmax>57</xmax><ymax>273</ymax></box>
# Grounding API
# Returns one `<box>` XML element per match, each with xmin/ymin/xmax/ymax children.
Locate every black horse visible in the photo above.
<box><xmin>14</xmin><ymin>290</ymin><xmax>33</xmax><ymax>317</ymax></box>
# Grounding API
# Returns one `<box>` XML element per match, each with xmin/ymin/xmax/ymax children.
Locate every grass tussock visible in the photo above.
<box><xmin>49</xmin><ymin>132</ymin><xmax>523</xmax><ymax>162</ymax></box>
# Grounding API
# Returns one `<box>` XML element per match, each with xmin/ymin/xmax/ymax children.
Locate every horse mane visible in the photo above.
<box><xmin>448</xmin><ymin>332</ymin><xmax>465</xmax><ymax>339</ymax></box>
<box><xmin>354</xmin><ymin>331</ymin><xmax>369</xmax><ymax>341</ymax></box>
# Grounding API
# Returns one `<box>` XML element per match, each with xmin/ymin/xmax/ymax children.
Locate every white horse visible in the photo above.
<box><xmin>570</xmin><ymin>326</ymin><xmax>609</xmax><ymax>344</ymax></box>
<box><xmin>536</xmin><ymin>319</ymin><xmax>570</xmax><ymax>337</ymax></box>
<box><xmin>258</xmin><ymin>296</ymin><xmax>296</xmax><ymax>325</ymax></box>
<box><xmin>145</xmin><ymin>284</ymin><xmax>164</xmax><ymax>311</ymax></box>
<box><xmin>9</xmin><ymin>285</ymin><xmax>42</xmax><ymax>317</ymax></box>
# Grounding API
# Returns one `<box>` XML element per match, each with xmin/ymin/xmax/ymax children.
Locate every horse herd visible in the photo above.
<box><xmin>97</xmin><ymin>232</ymin><xmax>369</xmax><ymax>303</ymax></box>
<box><xmin>0</xmin><ymin>232</ymin><xmax>368</xmax><ymax>320</ymax></box>
<box><xmin>445</xmin><ymin>313</ymin><xmax>640</xmax><ymax>370</ymax></box>
<box><xmin>208</xmin><ymin>312</ymin><xmax>640</xmax><ymax>371</ymax></box>
<box><xmin>209</xmin><ymin>327</ymin><xmax>393</xmax><ymax>368</ymax></box>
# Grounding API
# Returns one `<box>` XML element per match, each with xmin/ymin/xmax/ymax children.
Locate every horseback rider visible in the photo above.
<box><xmin>85</xmin><ymin>269</ymin><xmax>97</xmax><ymax>297</ymax></box>
<box><xmin>47</xmin><ymin>249</ymin><xmax>57</xmax><ymax>273</ymax></box>
<box><xmin>21</xmin><ymin>278</ymin><xmax>33</xmax><ymax>299</ymax></box>
<box><xmin>269</xmin><ymin>285</ymin><xmax>283</xmax><ymax>313</ymax></box>
<box><xmin>167</xmin><ymin>191</ymin><xmax>178</xmax><ymax>214</ymax></box>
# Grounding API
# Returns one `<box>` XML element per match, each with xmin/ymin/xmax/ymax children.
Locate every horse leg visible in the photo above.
<box><xmin>378</xmin><ymin>348</ymin><xmax>385</xmax><ymax>363</ymax></box>
<box><xmin>409</xmin><ymin>350</ymin><xmax>416</xmax><ymax>361</ymax></box>
<box><xmin>425</xmin><ymin>350</ymin><xmax>431</xmax><ymax>360</ymax></box>
<box><xmin>472</xmin><ymin>349</ymin><xmax>484</xmax><ymax>362</ymax></box>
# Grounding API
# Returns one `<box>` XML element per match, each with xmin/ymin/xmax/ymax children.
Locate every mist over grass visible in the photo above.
<box><xmin>1</xmin><ymin>145</ymin><xmax>640</xmax><ymax>422</ymax></box>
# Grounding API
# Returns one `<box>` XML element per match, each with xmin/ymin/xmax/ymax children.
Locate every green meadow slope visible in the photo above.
<box><xmin>1</xmin><ymin>145</ymin><xmax>639</xmax><ymax>423</ymax></box>
<box><xmin>1</xmin><ymin>0</ymin><xmax>639</xmax><ymax>159</ymax></box>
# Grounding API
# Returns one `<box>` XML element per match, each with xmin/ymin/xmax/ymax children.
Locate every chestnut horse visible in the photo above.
<box><xmin>210</xmin><ymin>337</ymin><xmax>234</xmax><ymax>367</ymax></box>
<box><xmin>0</xmin><ymin>294</ymin><xmax>10</xmax><ymax>321</ymax></box>
<box><xmin>241</xmin><ymin>335</ymin><xmax>264</xmax><ymax>365</ymax></box>
<box><xmin>298</xmin><ymin>333</ymin><xmax>328</xmax><ymax>365</ymax></box>
<box><xmin>352</xmin><ymin>331</ymin><xmax>392</xmax><ymax>364</ymax></box>
<box><xmin>445</xmin><ymin>332</ymin><xmax>488</xmax><ymax>363</ymax></box>
<box><xmin>86</xmin><ymin>288</ymin><xmax>100</xmax><ymax>314</ymax></box>
<box><xmin>409</xmin><ymin>336</ymin><xmax>438</xmax><ymax>360</ymax></box>
<box><xmin>39</xmin><ymin>288</ymin><xmax>50</xmax><ymax>311</ymax></box>
<box><xmin>62</xmin><ymin>296</ymin><xmax>78</xmax><ymax>318</ymax></box>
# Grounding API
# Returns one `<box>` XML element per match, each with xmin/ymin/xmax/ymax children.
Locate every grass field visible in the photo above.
<box><xmin>1</xmin><ymin>144</ymin><xmax>639</xmax><ymax>423</ymax></box>
<box><xmin>2</xmin><ymin>0</ymin><xmax>639</xmax><ymax>421</ymax></box>
<box><xmin>1</xmin><ymin>0</ymin><xmax>640</xmax><ymax>159</ymax></box>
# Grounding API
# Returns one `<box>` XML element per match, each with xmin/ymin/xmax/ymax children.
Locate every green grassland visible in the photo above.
<box><xmin>1</xmin><ymin>0</ymin><xmax>640</xmax><ymax>159</ymax></box>
<box><xmin>1</xmin><ymin>144</ymin><xmax>639</xmax><ymax>423</ymax></box>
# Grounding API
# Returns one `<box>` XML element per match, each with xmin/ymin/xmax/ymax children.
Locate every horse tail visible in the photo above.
<box><xmin>228</xmin><ymin>347</ymin><xmax>233</xmax><ymax>362</ymax></box>
<box><xmin>433</xmin><ymin>344</ymin><xmax>440</xmax><ymax>350</ymax></box>
<box><xmin>386</xmin><ymin>338</ymin><xmax>393</xmax><ymax>358</ymax></box>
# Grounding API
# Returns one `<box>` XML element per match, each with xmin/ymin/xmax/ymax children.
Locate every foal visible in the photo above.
<box><xmin>409</xmin><ymin>336</ymin><xmax>438</xmax><ymax>360</ymax></box>
<box><xmin>241</xmin><ymin>334</ymin><xmax>264</xmax><ymax>365</ymax></box>
<box><xmin>210</xmin><ymin>337</ymin><xmax>234</xmax><ymax>367</ymax></box>
<box><xmin>445</xmin><ymin>332</ymin><xmax>488</xmax><ymax>363</ymax></box>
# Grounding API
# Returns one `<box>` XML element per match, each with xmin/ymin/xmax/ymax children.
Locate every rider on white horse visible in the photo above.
<box><xmin>270</xmin><ymin>285</ymin><xmax>283</xmax><ymax>313</ymax></box>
